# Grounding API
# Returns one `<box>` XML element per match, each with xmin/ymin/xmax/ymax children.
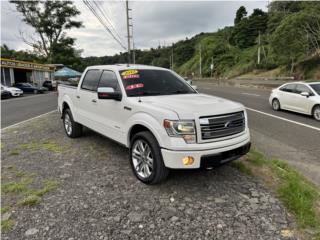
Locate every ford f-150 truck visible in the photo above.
<box><xmin>58</xmin><ymin>65</ymin><xmax>250</xmax><ymax>184</ymax></box>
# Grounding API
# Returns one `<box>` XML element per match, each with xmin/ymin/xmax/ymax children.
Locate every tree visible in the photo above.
<box><xmin>231</xmin><ymin>9</ymin><xmax>268</xmax><ymax>48</ymax></box>
<box><xmin>234</xmin><ymin>6</ymin><xmax>247</xmax><ymax>25</ymax></box>
<box><xmin>270</xmin><ymin>14</ymin><xmax>308</xmax><ymax>74</ymax></box>
<box><xmin>10</xmin><ymin>0</ymin><xmax>83</xmax><ymax>63</ymax></box>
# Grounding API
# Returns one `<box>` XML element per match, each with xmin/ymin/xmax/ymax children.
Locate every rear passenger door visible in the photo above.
<box><xmin>76</xmin><ymin>69</ymin><xmax>102</xmax><ymax>129</ymax></box>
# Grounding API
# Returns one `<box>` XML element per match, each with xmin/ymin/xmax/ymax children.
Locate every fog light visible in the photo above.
<box><xmin>182</xmin><ymin>156</ymin><xmax>194</xmax><ymax>165</ymax></box>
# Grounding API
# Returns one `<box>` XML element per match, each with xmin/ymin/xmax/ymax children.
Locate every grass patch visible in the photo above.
<box><xmin>18</xmin><ymin>195</ymin><xmax>41</xmax><ymax>206</ymax></box>
<box><xmin>1</xmin><ymin>219</ymin><xmax>15</xmax><ymax>233</ymax></box>
<box><xmin>35</xmin><ymin>180</ymin><xmax>60</xmax><ymax>197</ymax></box>
<box><xmin>15</xmin><ymin>140</ymin><xmax>68</xmax><ymax>153</ymax></box>
<box><xmin>231</xmin><ymin>149</ymin><xmax>320</xmax><ymax>239</ymax></box>
<box><xmin>9</xmin><ymin>150</ymin><xmax>20</xmax><ymax>156</ymax></box>
<box><xmin>230</xmin><ymin>161</ymin><xmax>252</xmax><ymax>176</ymax></box>
<box><xmin>1</xmin><ymin>175</ymin><xmax>34</xmax><ymax>194</ymax></box>
<box><xmin>1</xmin><ymin>206</ymin><xmax>11</xmax><ymax>214</ymax></box>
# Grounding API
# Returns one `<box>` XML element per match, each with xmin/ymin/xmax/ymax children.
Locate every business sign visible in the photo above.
<box><xmin>0</xmin><ymin>58</ymin><xmax>55</xmax><ymax>72</ymax></box>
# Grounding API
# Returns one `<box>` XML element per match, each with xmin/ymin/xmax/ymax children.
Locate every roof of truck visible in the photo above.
<box><xmin>86</xmin><ymin>64</ymin><xmax>168</xmax><ymax>71</ymax></box>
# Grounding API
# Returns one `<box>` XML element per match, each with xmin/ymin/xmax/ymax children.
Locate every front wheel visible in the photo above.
<box><xmin>63</xmin><ymin>109</ymin><xmax>82</xmax><ymax>138</ymax></box>
<box><xmin>313</xmin><ymin>105</ymin><xmax>320</xmax><ymax>121</ymax></box>
<box><xmin>272</xmin><ymin>98</ymin><xmax>281</xmax><ymax>111</ymax></box>
<box><xmin>130</xmin><ymin>131</ymin><xmax>169</xmax><ymax>184</ymax></box>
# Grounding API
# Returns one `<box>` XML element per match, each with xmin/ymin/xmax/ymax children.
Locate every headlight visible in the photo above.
<box><xmin>163</xmin><ymin>120</ymin><xmax>196</xmax><ymax>143</ymax></box>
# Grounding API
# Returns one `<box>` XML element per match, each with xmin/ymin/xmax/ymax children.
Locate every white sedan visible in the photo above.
<box><xmin>0</xmin><ymin>84</ymin><xmax>23</xmax><ymax>97</ymax></box>
<box><xmin>269</xmin><ymin>82</ymin><xmax>320</xmax><ymax>121</ymax></box>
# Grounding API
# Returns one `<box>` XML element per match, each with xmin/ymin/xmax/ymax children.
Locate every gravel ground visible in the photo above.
<box><xmin>1</xmin><ymin>112</ymin><xmax>296</xmax><ymax>240</ymax></box>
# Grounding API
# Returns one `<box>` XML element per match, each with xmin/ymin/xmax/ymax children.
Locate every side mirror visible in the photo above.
<box><xmin>192</xmin><ymin>85</ymin><xmax>198</xmax><ymax>90</ymax></box>
<box><xmin>300</xmin><ymin>92</ymin><xmax>309</xmax><ymax>97</ymax></box>
<box><xmin>97</xmin><ymin>87</ymin><xmax>122</xmax><ymax>101</ymax></box>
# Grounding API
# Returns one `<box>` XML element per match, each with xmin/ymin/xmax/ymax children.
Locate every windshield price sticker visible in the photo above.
<box><xmin>126</xmin><ymin>83</ymin><xmax>144</xmax><ymax>90</ymax></box>
<box><xmin>123</xmin><ymin>74</ymin><xmax>140</xmax><ymax>79</ymax></box>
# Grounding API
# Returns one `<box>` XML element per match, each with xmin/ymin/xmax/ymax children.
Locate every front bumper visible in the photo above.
<box><xmin>12</xmin><ymin>92</ymin><xmax>23</xmax><ymax>96</ymax></box>
<box><xmin>161</xmin><ymin>138</ymin><xmax>250</xmax><ymax>169</ymax></box>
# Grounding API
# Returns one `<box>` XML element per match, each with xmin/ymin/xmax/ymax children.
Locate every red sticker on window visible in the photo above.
<box><xmin>126</xmin><ymin>83</ymin><xmax>144</xmax><ymax>90</ymax></box>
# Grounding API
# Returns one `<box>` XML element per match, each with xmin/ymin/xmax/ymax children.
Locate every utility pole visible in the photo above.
<box><xmin>210</xmin><ymin>57</ymin><xmax>213</xmax><ymax>78</ymax></box>
<box><xmin>199</xmin><ymin>44</ymin><xmax>202</xmax><ymax>78</ymax></box>
<box><xmin>132</xmin><ymin>23</ymin><xmax>136</xmax><ymax>64</ymax></box>
<box><xmin>171</xmin><ymin>43</ymin><xmax>174</xmax><ymax>71</ymax></box>
<box><xmin>257</xmin><ymin>31</ymin><xmax>261</xmax><ymax>65</ymax></box>
<box><xmin>126</xmin><ymin>0</ymin><xmax>131</xmax><ymax>64</ymax></box>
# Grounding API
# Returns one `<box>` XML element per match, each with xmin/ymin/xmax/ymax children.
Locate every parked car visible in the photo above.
<box><xmin>43</xmin><ymin>80</ymin><xmax>54</xmax><ymax>91</ymax></box>
<box><xmin>1</xmin><ymin>86</ymin><xmax>11</xmax><ymax>99</ymax></box>
<box><xmin>184</xmin><ymin>77</ymin><xmax>197</xmax><ymax>90</ymax></box>
<box><xmin>269</xmin><ymin>82</ymin><xmax>320</xmax><ymax>121</ymax></box>
<box><xmin>58</xmin><ymin>65</ymin><xmax>250</xmax><ymax>184</ymax></box>
<box><xmin>0</xmin><ymin>84</ymin><xmax>23</xmax><ymax>97</ymax></box>
<box><xmin>14</xmin><ymin>83</ymin><xmax>47</xmax><ymax>94</ymax></box>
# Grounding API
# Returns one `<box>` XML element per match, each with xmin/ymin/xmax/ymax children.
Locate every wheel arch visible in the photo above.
<box><xmin>312</xmin><ymin>104</ymin><xmax>320</xmax><ymax>115</ymax></box>
<box><xmin>126</xmin><ymin>114</ymin><xmax>165</xmax><ymax>148</ymax></box>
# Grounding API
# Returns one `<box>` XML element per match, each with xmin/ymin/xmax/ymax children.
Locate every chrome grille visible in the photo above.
<box><xmin>200</xmin><ymin>111</ymin><xmax>245</xmax><ymax>140</ymax></box>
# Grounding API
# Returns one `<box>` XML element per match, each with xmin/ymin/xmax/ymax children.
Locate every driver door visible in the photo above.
<box><xmin>293</xmin><ymin>84</ymin><xmax>315</xmax><ymax>114</ymax></box>
<box><xmin>94</xmin><ymin>70</ymin><xmax>128</xmax><ymax>144</ymax></box>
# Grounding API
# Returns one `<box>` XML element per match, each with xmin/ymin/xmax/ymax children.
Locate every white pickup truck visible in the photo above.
<box><xmin>58</xmin><ymin>65</ymin><xmax>250</xmax><ymax>184</ymax></box>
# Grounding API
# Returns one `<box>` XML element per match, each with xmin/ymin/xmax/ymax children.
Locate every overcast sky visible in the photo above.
<box><xmin>1</xmin><ymin>0</ymin><xmax>267</xmax><ymax>57</ymax></box>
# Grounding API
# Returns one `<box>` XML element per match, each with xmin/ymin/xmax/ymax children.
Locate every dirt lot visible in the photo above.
<box><xmin>1</xmin><ymin>112</ymin><xmax>296</xmax><ymax>239</ymax></box>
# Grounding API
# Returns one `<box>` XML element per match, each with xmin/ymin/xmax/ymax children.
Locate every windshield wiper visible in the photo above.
<box><xmin>169</xmin><ymin>90</ymin><xmax>191</xmax><ymax>95</ymax></box>
<box><xmin>131</xmin><ymin>91</ymin><xmax>163</xmax><ymax>96</ymax></box>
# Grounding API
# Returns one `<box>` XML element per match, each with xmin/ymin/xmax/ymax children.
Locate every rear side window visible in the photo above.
<box><xmin>295</xmin><ymin>84</ymin><xmax>313</xmax><ymax>95</ymax></box>
<box><xmin>280</xmin><ymin>84</ymin><xmax>296</xmax><ymax>93</ymax></box>
<box><xmin>98</xmin><ymin>71</ymin><xmax>120</xmax><ymax>91</ymax></box>
<box><xmin>81</xmin><ymin>70</ymin><xmax>102</xmax><ymax>91</ymax></box>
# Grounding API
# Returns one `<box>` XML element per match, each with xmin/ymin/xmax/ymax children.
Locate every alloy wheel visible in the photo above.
<box><xmin>64</xmin><ymin>113</ymin><xmax>72</xmax><ymax>135</ymax></box>
<box><xmin>314</xmin><ymin>107</ymin><xmax>320</xmax><ymax>121</ymax></box>
<box><xmin>272</xmin><ymin>99</ymin><xmax>280</xmax><ymax>110</ymax></box>
<box><xmin>131</xmin><ymin>139</ymin><xmax>153</xmax><ymax>178</ymax></box>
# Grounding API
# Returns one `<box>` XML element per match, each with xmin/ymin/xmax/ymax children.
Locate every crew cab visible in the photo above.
<box><xmin>58</xmin><ymin>65</ymin><xmax>250</xmax><ymax>184</ymax></box>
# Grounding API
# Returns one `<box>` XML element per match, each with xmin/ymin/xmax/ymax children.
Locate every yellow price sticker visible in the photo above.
<box><xmin>121</xmin><ymin>70</ymin><xmax>139</xmax><ymax>76</ymax></box>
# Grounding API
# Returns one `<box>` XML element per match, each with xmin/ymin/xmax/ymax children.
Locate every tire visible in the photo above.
<box><xmin>63</xmin><ymin>109</ymin><xmax>82</xmax><ymax>138</ymax></box>
<box><xmin>130</xmin><ymin>131</ymin><xmax>169</xmax><ymax>184</ymax></box>
<box><xmin>34</xmin><ymin>89</ymin><xmax>38</xmax><ymax>94</ymax></box>
<box><xmin>272</xmin><ymin>98</ymin><xmax>281</xmax><ymax>111</ymax></box>
<box><xmin>312</xmin><ymin>105</ymin><xmax>320</xmax><ymax>121</ymax></box>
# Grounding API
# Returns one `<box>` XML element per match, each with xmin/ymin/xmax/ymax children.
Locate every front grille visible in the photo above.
<box><xmin>199</xmin><ymin>111</ymin><xmax>245</xmax><ymax>140</ymax></box>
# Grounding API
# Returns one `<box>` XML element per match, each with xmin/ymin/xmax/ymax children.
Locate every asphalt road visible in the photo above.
<box><xmin>1</xmin><ymin>92</ymin><xmax>57</xmax><ymax>128</ymax></box>
<box><xmin>196</xmin><ymin>81</ymin><xmax>320</xmax><ymax>186</ymax></box>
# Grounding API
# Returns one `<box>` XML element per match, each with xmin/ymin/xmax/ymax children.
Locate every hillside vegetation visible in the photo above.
<box><xmin>2</xmin><ymin>1</ymin><xmax>320</xmax><ymax>79</ymax></box>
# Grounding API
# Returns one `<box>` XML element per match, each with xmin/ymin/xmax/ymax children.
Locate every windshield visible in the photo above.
<box><xmin>119</xmin><ymin>69</ymin><xmax>196</xmax><ymax>97</ymax></box>
<box><xmin>310</xmin><ymin>84</ymin><xmax>320</xmax><ymax>95</ymax></box>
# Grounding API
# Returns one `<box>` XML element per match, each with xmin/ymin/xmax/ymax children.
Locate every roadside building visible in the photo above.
<box><xmin>0</xmin><ymin>58</ymin><xmax>55</xmax><ymax>87</ymax></box>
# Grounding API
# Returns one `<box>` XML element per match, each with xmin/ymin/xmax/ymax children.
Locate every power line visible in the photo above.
<box><xmin>83</xmin><ymin>0</ymin><xmax>126</xmax><ymax>50</ymax></box>
<box><xmin>92</xmin><ymin>1</ymin><xmax>125</xmax><ymax>45</ymax></box>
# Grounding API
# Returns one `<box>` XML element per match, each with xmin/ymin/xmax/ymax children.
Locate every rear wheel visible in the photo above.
<box><xmin>130</xmin><ymin>131</ymin><xmax>169</xmax><ymax>184</ymax></box>
<box><xmin>312</xmin><ymin>105</ymin><xmax>320</xmax><ymax>121</ymax></box>
<box><xmin>272</xmin><ymin>98</ymin><xmax>281</xmax><ymax>111</ymax></box>
<box><xmin>63</xmin><ymin>109</ymin><xmax>82</xmax><ymax>138</ymax></box>
<box><xmin>33</xmin><ymin>89</ymin><xmax>38</xmax><ymax>94</ymax></box>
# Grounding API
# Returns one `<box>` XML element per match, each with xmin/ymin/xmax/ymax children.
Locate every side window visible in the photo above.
<box><xmin>280</xmin><ymin>84</ymin><xmax>296</xmax><ymax>93</ymax></box>
<box><xmin>98</xmin><ymin>71</ymin><xmax>120</xmax><ymax>91</ymax></box>
<box><xmin>81</xmin><ymin>70</ymin><xmax>102</xmax><ymax>91</ymax></box>
<box><xmin>295</xmin><ymin>84</ymin><xmax>313</xmax><ymax>95</ymax></box>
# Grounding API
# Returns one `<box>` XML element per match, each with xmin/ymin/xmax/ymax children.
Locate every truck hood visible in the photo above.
<box><xmin>140</xmin><ymin>93</ymin><xmax>245</xmax><ymax>119</ymax></box>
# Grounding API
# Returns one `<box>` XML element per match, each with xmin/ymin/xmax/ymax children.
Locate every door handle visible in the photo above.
<box><xmin>92</xmin><ymin>99</ymin><xmax>97</xmax><ymax>103</ymax></box>
<box><xmin>76</xmin><ymin>95</ymin><xmax>80</xmax><ymax>99</ymax></box>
